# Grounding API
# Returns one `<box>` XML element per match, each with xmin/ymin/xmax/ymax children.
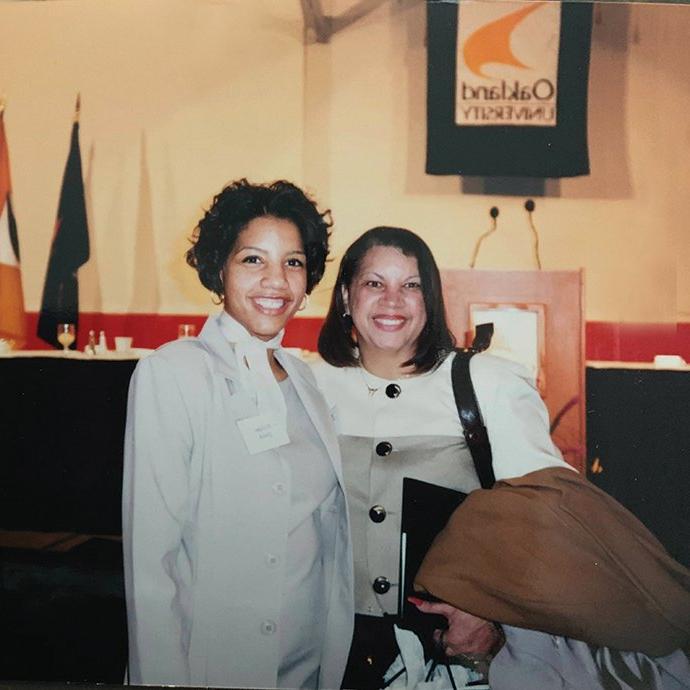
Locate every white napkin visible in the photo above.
<box><xmin>218</xmin><ymin>311</ymin><xmax>287</xmax><ymax>434</ymax></box>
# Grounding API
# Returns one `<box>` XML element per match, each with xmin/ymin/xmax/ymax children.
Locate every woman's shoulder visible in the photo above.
<box><xmin>445</xmin><ymin>350</ymin><xmax>537</xmax><ymax>399</ymax></box>
<box><xmin>308</xmin><ymin>359</ymin><xmax>360</xmax><ymax>407</ymax></box>
<box><xmin>134</xmin><ymin>338</ymin><xmax>213</xmax><ymax>381</ymax></box>
<box><xmin>153</xmin><ymin>337</ymin><xmax>210</xmax><ymax>363</ymax></box>
<box><xmin>467</xmin><ymin>351</ymin><xmax>532</xmax><ymax>380</ymax></box>
<box><xmin>463</xmin><ymin>352</ymin><xmax>541</xmax><ymax>414</ymax></box>
<box><xmin>309</xmin><ymin>357</ymin><xmax>352</xmax><ymax>384</ymax></box>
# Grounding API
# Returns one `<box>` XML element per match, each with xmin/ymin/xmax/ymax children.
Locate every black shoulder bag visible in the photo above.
<box><xmin>451</xmin><ymin>321</ymin><xmax>495</xmax><ymax>489</ymax></box>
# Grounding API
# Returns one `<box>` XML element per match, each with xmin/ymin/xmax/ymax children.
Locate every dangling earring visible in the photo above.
<box><xmin>351</xmin><ymin>332</ymin><xmax>360</xmax><ymax>361</ymax></box>
<box><xmin>213</xmin><ymin>270</ymin><xmax>225</xmax><ymax>305</ymax></box>
<box><xmin>298</xmin><ymin>294</ymin><xmax>309</xmax><ymax>312</ymax></box>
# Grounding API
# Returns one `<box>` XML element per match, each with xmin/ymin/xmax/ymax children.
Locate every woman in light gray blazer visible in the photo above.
<box><xmin>122</xmin><ymin>179</ymin><xmax>353</xmax><ymax>689</ymax></box>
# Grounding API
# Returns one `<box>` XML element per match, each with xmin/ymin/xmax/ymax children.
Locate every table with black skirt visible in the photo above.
<box><xmin>1</xmin><ymin>356</ymin><xmax>688</xmax><ymax>684</ymax></box>
<box><xmin>0</xmin><ymin>352</ymin><xmax>140</xmax><ymax>683</ymax></box>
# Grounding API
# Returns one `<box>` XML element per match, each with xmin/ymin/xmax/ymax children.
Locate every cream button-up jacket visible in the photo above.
<box><xmin>122</xmin><ymin>313</ymin><xmax>353</xmax><ymax>689</ymax></box>
<box><xmin>312</xmin><ymin>352</ymin><xmax>569</xmax><ymax>617</ymax></box>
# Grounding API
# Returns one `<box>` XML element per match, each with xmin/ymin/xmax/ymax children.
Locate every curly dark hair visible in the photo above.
<box><xmin>186</xmin><ymin>179</ymin><xmax>332</xmax><ymax>297</ymax></box>
<box><xmin>318</xmin><ymin>226</ymin><xmax>455</xmax><ymax>373</ymax></box>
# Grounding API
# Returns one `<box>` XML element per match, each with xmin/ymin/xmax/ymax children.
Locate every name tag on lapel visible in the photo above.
<box><xmin>237</xmin><ymin>414</ymin><xmax>290</xmax><ymax>455</ymax></box>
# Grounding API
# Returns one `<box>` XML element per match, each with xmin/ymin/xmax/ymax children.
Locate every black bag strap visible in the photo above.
<box><xmin>451</xmin><ymin>323</ymin><xmax>495</xmax><ymax>489</ymax></box>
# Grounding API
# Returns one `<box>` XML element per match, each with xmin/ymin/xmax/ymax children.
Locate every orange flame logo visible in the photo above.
<box><xmin>463</xmin><ymin>2</ymin><xmax>545</xmax><ymax>78</ymax></box>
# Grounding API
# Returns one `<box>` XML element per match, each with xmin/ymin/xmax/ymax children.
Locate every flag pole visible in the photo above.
<box><xmin>36</xmin><ymin>91</ymin><xmax>90</xmax><ymax>348</ymax></box>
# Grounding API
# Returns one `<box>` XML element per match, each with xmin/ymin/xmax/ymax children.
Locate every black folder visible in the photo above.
<box><xmin>399</xmin><ymin>477</ymin><xmax>467</xmax><ymax>631</ymax></box>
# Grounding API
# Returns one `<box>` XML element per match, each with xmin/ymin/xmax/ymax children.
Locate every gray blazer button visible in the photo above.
<box><xmin>373</xmin><ymin>576</ymin><xmax>390</xmax><ymax>594</ymax></box>
<box><xmin>375</xmin><ymin>441</ymin><xmax>393</xmax><ymax>457</ymax></box>
<box><xmin>369</xmin><ymin>505</ymin><xmax>387</xmax><ymax>523</ymax></box>
<box><xmin>266</xmin><ymin>553</ymin><xmax>279</xmax><ymax>568</ymax></box>
<box><xmin>272</xmin><ymin>482</ymin><xmax>286</xmax><ymax>495</ymax></box>
<box><xmin>260</xmin><ymin>619</ymin><xmax>277</xmax><ymax>635</ymax></box>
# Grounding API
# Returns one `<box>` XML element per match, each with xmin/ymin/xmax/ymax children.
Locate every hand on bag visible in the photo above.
<box><xmin>408</xmin><ymin>597</ymin><xmax>501</xmax><ymax>658</ymax></box>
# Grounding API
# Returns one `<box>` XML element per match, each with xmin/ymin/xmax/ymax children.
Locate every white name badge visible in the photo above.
<box><xmin>237</xmin><ymin>414</ymin><xmax>290</xmax><ymax>455</ymax></box>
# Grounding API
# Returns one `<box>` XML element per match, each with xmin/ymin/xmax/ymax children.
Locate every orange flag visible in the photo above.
<box><xmin>0</xmin><ymin>105</ymin><xmax>26</xmax><ymax>349</ymax></box>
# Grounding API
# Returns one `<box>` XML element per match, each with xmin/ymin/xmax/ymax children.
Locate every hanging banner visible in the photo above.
<box><xmin>456</xmin><ymin>2</ymin><xmax>560</xmax><ymax>127</ymax></box>
<box><xmin>427</xmin><ymin>0</ymin><xmax>593</xmax><ymax>178</ymax></box>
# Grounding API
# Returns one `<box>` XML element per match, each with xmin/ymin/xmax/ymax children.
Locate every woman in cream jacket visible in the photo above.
<box><xmin>122</xmin><ymin>180</ymin><xmax>353</xmax><ymax>689</ymax></box>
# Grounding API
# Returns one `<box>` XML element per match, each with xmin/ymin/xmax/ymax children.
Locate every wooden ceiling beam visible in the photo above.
<box><xmin>301</xmin><ymin>0</ymin><xmax>391</xmax><ymax>44</ymax></box>
<box><xmin>301</xmin><ymin>0</ymin><xmax>332</xmax><ymax>44</ymax></box>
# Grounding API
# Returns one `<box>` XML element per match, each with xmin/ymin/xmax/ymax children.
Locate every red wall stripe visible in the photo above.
<box><xmin>585</xmin><ymin>321</ymin><xmax>690</xmax><ymax>362</ymax></box>
<box><xmin>22</xmin><ymin>312</ymin><xmax>324</xmax><ymax>352</ymax></box>
<box><xmin>18</xmin><ymin>312</ymin><xmax>690</xmax><ymax>363</ymax></box>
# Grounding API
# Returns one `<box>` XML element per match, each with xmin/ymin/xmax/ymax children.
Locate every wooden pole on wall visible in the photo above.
<box><xmin>300</xmin><ymin>0</ymin><xmax>389</xmax><ymax>44</ymax></box>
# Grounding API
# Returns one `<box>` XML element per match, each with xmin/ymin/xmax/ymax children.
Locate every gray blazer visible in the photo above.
<box><xmin>122</xmin><ymin>313</ymin><xmax>354</xmax><ymax>688</ymax></box>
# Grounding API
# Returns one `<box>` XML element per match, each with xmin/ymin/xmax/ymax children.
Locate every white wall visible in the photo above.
<box><xmin>1</xmin><ymin>0</ymin><xmax>688</xmax><ymax>322</ymax></box>
<box><xmin>306</xmin><ymin>0</ymin><xmax>690</xmax><ymax>322</ymax></box>
<box><xmin>0</xmin><ymin>0</ymin><xmax>306</xmax><ymax>314</ymax></box>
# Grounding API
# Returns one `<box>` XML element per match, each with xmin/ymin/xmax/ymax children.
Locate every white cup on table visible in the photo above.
<box><xmin>115</xmin><ymin>336</ymin><xmax>133</xmax><ymax>353</ymax></box>
<box><xmin>653</xmin><ymin>354</ymin><xmax>686</xmax><ymax>369</ymax></box>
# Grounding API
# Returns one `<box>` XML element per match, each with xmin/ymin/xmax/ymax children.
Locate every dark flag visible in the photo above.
<box><xmin>37</xmin><ymin>99</ymin><xmax>89</xmax><ymax>348</ymax></box>
<box><xmin>426</xmin><ymin>1</ymin><xmax>593</xmax><ymax>178</ymax></box>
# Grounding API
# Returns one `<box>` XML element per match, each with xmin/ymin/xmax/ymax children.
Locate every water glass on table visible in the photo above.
<box><xmin>178</xmin><ymin>324</ymin><xmax>196</xmax><ymax>339</ymax></box>
<box><xmin>57</xmin><ymin>323</ymin><xmax>76</xmax><ymax>352</ymax></box>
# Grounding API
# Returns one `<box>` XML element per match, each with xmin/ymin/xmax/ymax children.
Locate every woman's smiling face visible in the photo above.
<box><xmin>345</xmin><ymin>244</ymin><xmax>427</xmax><ymax>364</ymax></box>
<box><xmin>222</xmin><ymin>215</ymin><xmax>307</xmax><ymax>341</ymax></box>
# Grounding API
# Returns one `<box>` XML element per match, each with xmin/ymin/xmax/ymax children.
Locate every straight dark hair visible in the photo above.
<box><xmin>318</xmin><ymin>226</ymin><xmax>455</xmax><ymax>373</ymax></box>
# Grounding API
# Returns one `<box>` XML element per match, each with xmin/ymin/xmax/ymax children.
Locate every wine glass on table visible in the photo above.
<box><xmin>57</xmin><ymin>323</ymin><xmax>76</xmax><ymax>353</ymax></box>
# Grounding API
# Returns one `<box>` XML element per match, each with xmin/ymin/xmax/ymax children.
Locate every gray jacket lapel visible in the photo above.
<box><xmin>277</xmin><ymin>350</ymin><xmax>345</xmax><ymax>487</ymax></box>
